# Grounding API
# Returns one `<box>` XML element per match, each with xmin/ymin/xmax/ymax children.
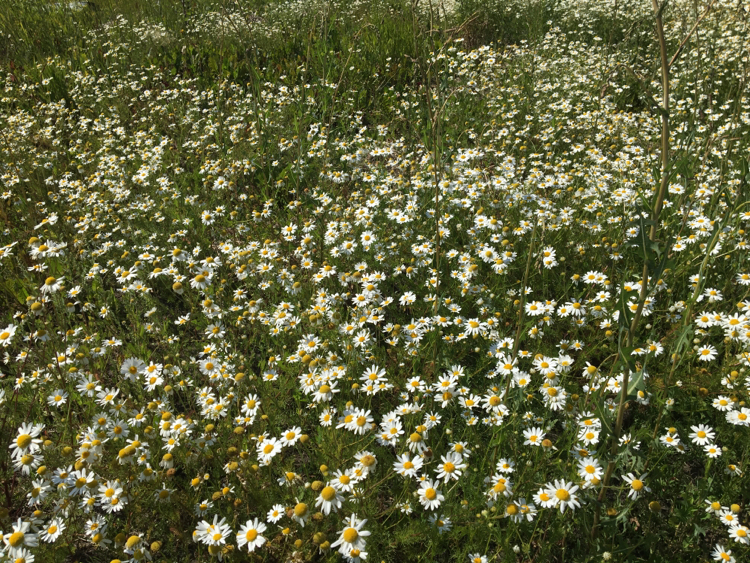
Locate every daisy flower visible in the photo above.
<box><xmin>711</xmin><ymin>544</ymin><xmax>735</xmax><ymax>563</ymax></box>
<box><xmin>279</xmin><ymin>426</ymin><xmax>302</xmax><ymax>447</ymax></box>
<box><xmin>704</xmin><ymin>444</ymin><xmax>722</xmax><ymax>458</ymax></box>
<box><xmin>577</xmin><ymin>457</ymin><xmax>603</xmax><ymax>482</ymax></box>
<box><xmin>545</xmin><ymin>480</ymin><xmax>581</xmax><ymax>513</ymax></box>
<box><xmin>257</xmin><ymin>438</ymin><xmax>281</xmax><ymax>465</ymax></box>
<box><xmin>267</xmin><ymin>504</ymin><xmax>285</xmax><ymax>523</ymax></box>
<box><xmin>236</xmin><ymin>518</ymin><xmax>267</xmax><ymax>552</ymax></box>
<box><xmin>713</xmin><ymin>396</ymin><xmax>733</xmax><ymax>411</ymax></box>
<box><xmin>292</xmin><ymin>502</ymin><xmax>310</xmax><ymax>527</ymax></box>
<box><xmin>331</xmin><ymin>514</ymin><xmax>370</xmax><ymax>557</ymax></box>
<box><xmin>40</xmin><ymin>518</ymin><xmax>65</xmax><ymax>543</ymax></box>
<box><xmin>728</xmin><ymin>525</ymin><xmax>749</xmax><ymax>545</ymax></box>
<box><xmin>621</xmin><ymin>473</ymin><xmax>650</xmax><ymax>500</ymax></box>
<box><xmin>0</xmin><ymin>324</ymin><xmax>17</xmax><ymax>347</ymax></box>
<box><xmin>418</xmin><ymin>479</ymin><xmax>444</xmax><ymax>510</ymax></box>
<box><xmin>315</xmin><ymin>485</ymin><xmax>344</xmax><ymax>515</ymax></box>
<box><xmin>10</xmin><ymin>423</ymin><xmax>44</xmax><ymax>459</ymax></box>
<box><xmin>47</xmin><ymin>390</ymin><xmax>68</xmax><ymax>408</ymax></box>
<box><xmin>435</xmin><ymin>452</ymin><xmax>465</xmax><ymax>482</ymax></box>
<box><xmin>697</xmin><ymin>345</ymin><xmax>718</xmax><ymax>361</ymax></box>
<box><xmin>4</xmin><ymin>518</ymin><xmax>39</xmax><ymax>556</ymax></box>
<box><xmin>523</xmin><ymin>427</ymin><xmax>545</xmax><ymax>446</ymax></box>
<box><xmin>393</xmin><ymin>453</ymin><xmax>423</xmax><ymax>478</ymax></box>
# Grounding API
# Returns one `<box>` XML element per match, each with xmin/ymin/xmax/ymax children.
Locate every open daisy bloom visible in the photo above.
<box><xmin>331</xmin><ymin>514</ymin><xmax>370</xmax><ymax>557</ymax></box>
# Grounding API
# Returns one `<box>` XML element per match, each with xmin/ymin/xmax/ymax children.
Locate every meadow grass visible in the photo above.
<box><xmin>0</xmin><ymin>0</ymin><xmax>749</xmax><ymax>562</ymax></box>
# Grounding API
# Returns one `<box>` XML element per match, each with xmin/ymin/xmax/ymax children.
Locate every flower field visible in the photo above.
<box><xmin>1</xmin><ymin>0</ymin><xmax>750</xmax><ymax>561</ymax></box>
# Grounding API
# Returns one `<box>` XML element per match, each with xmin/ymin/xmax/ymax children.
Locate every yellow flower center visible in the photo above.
<box><xmin>16</xmin><ymin>434</ymin><xmax>32</xmax><ymax>449</ymax></box>
<box><xmin>556</xmin><ymin>489</ymin><xmax>570</xmax><ymax>501</ymax></box>
<box><xmin>321</xmin><ymin>486</ymin><xmax>337</xmax><ymax>501</ymax></box>
<box><xmin>245</xmin><ymin>529</ymin><xmax>258</xmax><ymax>542</ymax></box>
<box><xmin>343</xmin><ymin>528</ymin><xmax>359</xmax><ymax>543</ymax></box>
<box><xmin>424</xmin><ymin>488</ymin><xmax>437</xmax><ymax>500</ymax></box>
<box><xmin>8</xmin><ymin>532</ymin><xmax>24</xmax><ymax>547</ymax></box>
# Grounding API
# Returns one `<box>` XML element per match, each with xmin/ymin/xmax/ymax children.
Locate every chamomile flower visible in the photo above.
<box><xmin>621</xmin><ymin>473</ymin><xmax>650</xmax><ymax>500</ymax></box>
<box><xmin>418</xmin><ymin>479</ymin><xmax>444</xmax><ymax>510</ymax></box>
<box><xmin>331</xmin><ymin>514</ymin><xmax>370</xmax><ymax>556</ymax></box>
<box><xmin>316</xmin><ymin>484</ymin><xmax>344</xmax><ymax>515</ymax></box>
<box><xmin>545</xmin><ymin>480</ymin><xmax>581</xmax><ymax>513</ymax></box>
<box><xmin>236</xmin><ymin>518</ymin><xmax>267</xmax><ymax>552</ymax></box>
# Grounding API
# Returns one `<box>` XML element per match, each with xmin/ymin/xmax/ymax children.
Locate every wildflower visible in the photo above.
<box><xmin>545</xmin><ymin>480</ymin><xmax>581</xmax><ymax>513</ymax></box>
<box><xmin>40</xmin><ymin>276</ymin><xmax>63</xmax><ymax>295</ymax></box>
<box><xmin>47</xmin><ymin>390</ymin><xmax>68</xmax><ymax>408</ymax></box>
<box><xmin>393</xmin><ymin>453</ymin><xmax>423</xmax><ymax>478</ymax></box>
<box><xmin>196</xmin><ymin>515</ymin><xmax>231</xmax><ymax>546</ymax></box>
<box><xmin>10</xmin><ymin>423</ymin><xmax>44</xmax><ymax>459</ymax></box>
<box><xmin>267</xmin><ymin>504</ymin><xmax>285</xmax><ymax>523</ymax></box>
<box><xmin>0</xmin><ymin>324</ymin><xmax>17</xmax><ymax>347</ymax></box>
<box><xmin>3</xmin><ymin>519</ymin><xmax>39</xmax><ymax>556</ymax></box>
<box><xmin>621</xmin><ymin>473</ymin><xmax>650</xmax><ymax>500</ymax></box>
<box><xmin>418</xmin><ymin>479</ymin><xmax>444</xmax><ymax>510</ymax></box>
<box><xmin>523</xmin><ymin>427</ymin><xmax>545</xmax><ymax>446</ymax></box>
<box><xmin>704</xmin><ymin>444</ymin><xmax>722</xmax><ymax>458</ymax></box>
<box><xmin>40</xmin><ymin>517</ymin><xmax>65</xmax><ymax>543</ymax></box>
<box><xmin>713</xmin><ymin>396</ymin><xmax>733</xmax><ymax>411</ymax></box>
<box><xmin>711</xmin><ymin>544</ymin><xmax>735</xmax><ymax>562</ymax></box>
<box><xmin>697</xmin><ymin>345</ymin><xmax>718</xmax><ymax>361</ymax></box>
<box><xmin>236</xmin><ymin>518</ymin><xmax>267</xmax><ymax>552</ymax></box>
<box><xmin>292</xmin><ymin>502</ymin><xmax>310</xmax><ymax>527</ymax></box>
<box><xmin>429</xmin><ymin>514</ymin><xmax>452</xmax><ymax>534</ymax></box>
<box><xmin>331</xmin><ymin>514</ymin><xmax>370</xmax><ymax>556</ymax></box>
<box><xmin>316</xmin><ymin>484</ymin><xmax>344</xmax><ymax>515</ymax></box>
<box><xmin>435</xmin><ymin>452</ymin><xmax>466</xmax><ymax>482</ymax></box>
<box><xmin>577</xmin><ymin>457</ymin><xmax>603</xmax><ymax>482</ymax></box>
<box><xmin>728</xmin><ymin>525</ymin><xmax>749</xmax><ymax>545</ymax></box>
<box><xmin>279</xmin><ymin>426</ymin><xmax>302</xmax><ymax>447</ymax></box>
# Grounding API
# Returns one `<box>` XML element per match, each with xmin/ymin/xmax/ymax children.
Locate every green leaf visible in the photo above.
<box><xmin>627</xmin><ymin>369</ymin><xmax>646</xmax><ymax>396</ymax></box>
